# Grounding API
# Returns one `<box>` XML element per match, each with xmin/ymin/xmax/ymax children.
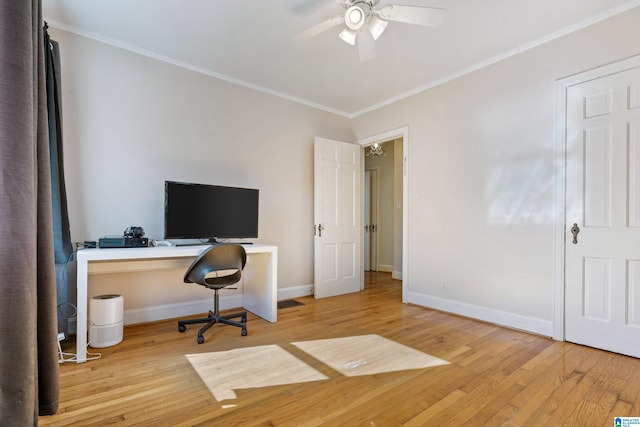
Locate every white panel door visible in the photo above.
<box><xmin>565</xmin><ymin>65</ymin><xmax>640</xmax><ymax>357</ymax></box>
<box><xmin>314</xmin><ymin>137</ymin><xmax>361</xmax><ymax>298</ymax></box>
<box><xmin>363</xmin><ymin>168</ymin><xmax>379</xmax><ymax>272</ymax></box>
<box><xmin>364</xmin><ymin>170</ymin><xmax>371</xmax><ymax>271</ymax></box>
<box><xmin>368</xmin><ymin>168</ymin><xmax>379</xmax><ymax>272</ymax></box>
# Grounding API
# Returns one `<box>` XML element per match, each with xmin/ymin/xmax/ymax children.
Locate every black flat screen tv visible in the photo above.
<box><xmin>164</xmin><ymin>181</ymin><xmax>259</xmax><ymax>242</ymax></box>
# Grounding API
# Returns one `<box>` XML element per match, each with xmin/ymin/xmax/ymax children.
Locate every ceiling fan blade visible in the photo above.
<box><xmin>377</xmin><ymin>5</ymin><xmax>445</xmax><ymax>27</ymax></box>
<box><xmin>357</xmin><ymin>30</ymin><xmax>376</xmax><ymax>62</ymax></box>
<box><xmin>339</xmin><ymin>28</ymin><xmax>357</xmax><ymax>45</ymax></box>
<box><xmin>288</xmin><ymin>0</ymin><xmax>325</xmax><ymax>15</ymax></box>
<box><xmin>294</xmin><ymin>14</ymin><xmax>345</xmax><ymax>42</ymax></box>
<box><xmin>290</xmin><ymin>0</ymin><xmax>350</xmax><ymax>14</ymax></box>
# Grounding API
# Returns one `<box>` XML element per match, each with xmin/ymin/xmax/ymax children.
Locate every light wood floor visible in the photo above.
<box><xmin>42</xmin><ymin>272</ymin><xmax>640</xmax><ymax>426</ymax></box>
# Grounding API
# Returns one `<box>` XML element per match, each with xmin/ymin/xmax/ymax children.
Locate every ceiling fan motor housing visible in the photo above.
<box><xmin>345</xmin><ymin>2</ymin><xmax>373</xmax><ymax>30</ymax></box>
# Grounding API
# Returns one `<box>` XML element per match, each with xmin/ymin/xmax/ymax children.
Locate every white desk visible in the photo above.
<box><xmin>75</xmin><ymin>244</ymin><xmax>277</xmax><ymax>363</ymax></box>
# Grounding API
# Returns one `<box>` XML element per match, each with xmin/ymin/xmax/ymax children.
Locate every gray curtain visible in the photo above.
<box><xmin>0</xmin><ymin>0</ymin><xmax>60</xmax><ymax>423</ymax></box>
<box><xmin>45</xmin><ymin>23</ymin><xmax>76</xmax><ymax>337</ymax></box>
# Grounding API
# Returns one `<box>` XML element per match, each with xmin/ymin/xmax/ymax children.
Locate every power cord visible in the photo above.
<box><xmin>57</xmin><ymin>332</ymin><xmax>102</xmax><ymax>363</ymax></box>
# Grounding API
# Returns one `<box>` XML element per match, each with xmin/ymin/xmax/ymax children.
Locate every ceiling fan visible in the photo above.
<box><xmin>294</xmin><ymin>0</ymin><xmax>445</xmax><ymax>62</ymax></box>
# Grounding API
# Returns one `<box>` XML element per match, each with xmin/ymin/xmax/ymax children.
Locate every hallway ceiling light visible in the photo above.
<box><xmin>366</xmin><ymin>142</ymin><xmax>385</xmax><ymax>157</ymax></box>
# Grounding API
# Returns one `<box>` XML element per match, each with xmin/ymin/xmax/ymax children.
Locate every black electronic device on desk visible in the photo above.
<box><xmin>164</xmin><ymin>181</ymin><xmax>259</xmax><ymax>245</ymax></box>
<box><xmin>99</xmin><ymin>226</ymin><xmax>149</xmax><ymax>248</ymax></box>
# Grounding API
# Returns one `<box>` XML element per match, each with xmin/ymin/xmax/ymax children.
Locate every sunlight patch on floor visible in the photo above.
<box><xmin>292</xmin><ymin>334</ymin><xmax>449</xmax><ymax>377</ymax></box>
<box><xmin>187</xmin><ymin>335</ymin><xmax>449</xmax><ymax>402</ymax></box>
<box><xmin>186</xmin><ymin>344</ymin><xmax>328</xmax><ymax>401</ymax></box>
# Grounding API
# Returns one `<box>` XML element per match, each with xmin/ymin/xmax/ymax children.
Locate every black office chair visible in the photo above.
<box><xmin>178</xmin><ymin>244</ymin><xmax>248</xmax><ymax>344</ymax></box>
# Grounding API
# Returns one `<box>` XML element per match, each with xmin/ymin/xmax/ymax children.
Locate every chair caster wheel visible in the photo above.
<box><xmin>178</xmin><ymin>324</ymin><xmax>186</xmax><ymax>333</ymax></box>
<box><xmin>241</xmin><ymin>328</ymin><xmax>247</xmax><ymax>336</ymax></box>
<box><xmin>197</xmin><ymin>335</ymin><xmax>205</xmax><ymax>344</ymax></box>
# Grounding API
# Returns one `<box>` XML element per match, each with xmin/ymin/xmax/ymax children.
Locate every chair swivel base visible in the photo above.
<box><xmin>178</xmin><ymin>310</ymin><xmax>247</xmax><ymax>344</ymax></box>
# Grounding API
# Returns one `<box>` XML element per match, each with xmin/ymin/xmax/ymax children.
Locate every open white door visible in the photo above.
<box><xmin>314</xmin><ymin>137</ymin><xmax>362</xmax><ymax>298</ymax></box>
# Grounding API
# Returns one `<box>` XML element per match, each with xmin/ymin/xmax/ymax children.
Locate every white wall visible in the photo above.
<box><xmin>53</xmin><ymin>7</ymin><xmax>640</xmax><ymax>334</ymax></box>
<box><xmin>51</xmin><ymin>28</ymin><xmax>354</xmax><ymax>314</ymax></box>
<box><xmin>353</xmin><ymin>8</ymin><xmax>640</xmax><ymax>336</ymax></box>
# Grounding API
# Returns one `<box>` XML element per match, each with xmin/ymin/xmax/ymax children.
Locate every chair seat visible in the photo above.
<box><xmin>203</xmin><ymin>270</ymin><xmax>242</xmax><ymax>289</ymax></box>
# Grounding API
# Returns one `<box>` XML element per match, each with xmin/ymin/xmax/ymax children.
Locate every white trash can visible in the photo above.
<box><xmin>89</xmin><ymin>294</ymin><xmax>124</xmax><ymax>348</ymax></box>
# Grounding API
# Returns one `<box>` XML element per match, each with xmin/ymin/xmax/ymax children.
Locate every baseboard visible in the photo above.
<box><xmin>277</xmin><ymin>284</ymin><xmax>314</xmax><ymax>301</ymax></box>
<box><xmin>123</xmin><ymin>285</ymin><xmax>314</xmax><ymax>325</ymax></box>
<box><xmin>123</xmin><ymin>286</ymin><xmax>553</xmax><ymax>337</ymax></box>
<box><xmin>407</xmin><ymin>291</ymin><xmax>554</xmax><ymax>337</ymax></box>
<box><xmin>124</xmin><ymin>295</ymin><xmax>243</xmax><ymax>325</ymax></box>
<box><xmin>378</xmin><ymin>264</ymin><xmax>393</xmax><ymax>273</ymax></box>
<box><xmin>371</xmin><ymin>266</ymin><xmax>402</xmax><ymax>279</ymax></box>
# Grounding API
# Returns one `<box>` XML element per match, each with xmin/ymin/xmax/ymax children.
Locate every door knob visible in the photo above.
<box><xmin>570</xmin><ymin>223</ymin><xmax>580</xmax><ymax>244</ymax></box>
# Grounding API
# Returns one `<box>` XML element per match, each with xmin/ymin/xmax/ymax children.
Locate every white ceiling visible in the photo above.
<box><xmin>42</xmin><ymin>0</ymin><xmax>640</xmax><ymax>117</ymax></box>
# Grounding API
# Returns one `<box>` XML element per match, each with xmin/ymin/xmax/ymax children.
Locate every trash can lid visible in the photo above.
<box><xmin>94</xmin><ymin>294</ymin><xmax>122</xmax><ymax>299</ymax></box>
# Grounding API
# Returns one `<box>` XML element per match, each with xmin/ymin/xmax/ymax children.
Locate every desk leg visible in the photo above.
<box><xmin>242</xmin><ymin>252</ymin><xmax>277</xmax><ymax>323</ymax></box>
<box><xmin>76</xmin><ymin>259</ymin><xmax>88</xmax><ymax>363</ymax></box>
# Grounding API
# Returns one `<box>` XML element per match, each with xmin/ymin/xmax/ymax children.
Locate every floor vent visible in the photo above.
<box><xmin>277</xmin><ymin>299</ymin><xmax>304</xmax><ymax>309</ymax></box>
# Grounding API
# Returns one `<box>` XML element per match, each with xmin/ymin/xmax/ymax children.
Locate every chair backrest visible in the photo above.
<box><xmin>184</xmin><ymin>244</ymin><xmax>247</xmax><ymax>286</ymax></box>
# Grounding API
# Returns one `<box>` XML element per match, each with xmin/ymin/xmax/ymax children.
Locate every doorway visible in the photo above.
<box><xmin>360</xmin><ymin>127</ymin><xmax>408</xmax><ymax>301</ymax></box>
<box><xmin>364</xmin><ymin>168</ymin><xmax>379</xmax><ymax>272</ymax></box>
<box><xmin>364</xmin><ymin>147</ymin><xmax>389</xmax><ymax>274</ymax></box>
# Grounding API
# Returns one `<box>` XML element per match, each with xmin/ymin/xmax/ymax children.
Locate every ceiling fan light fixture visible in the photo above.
<box><xmin>345</xmin><ymin>5</ymin><xmax>366</xmax><ymax>30</ymax></box>
<box><xmin>295</xmin><ymin>0</ymin><xmax>446</xmax><ymax>61</ymax></box>
<box><xmin>338</xmin><ymin>28</ymin><xmax>357</xmax><ymax>45</ymax></box>
<box><xmin>367</xmin><ymin>16</ymin><xmax>388</xmax><ymax>40</ymax></box>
